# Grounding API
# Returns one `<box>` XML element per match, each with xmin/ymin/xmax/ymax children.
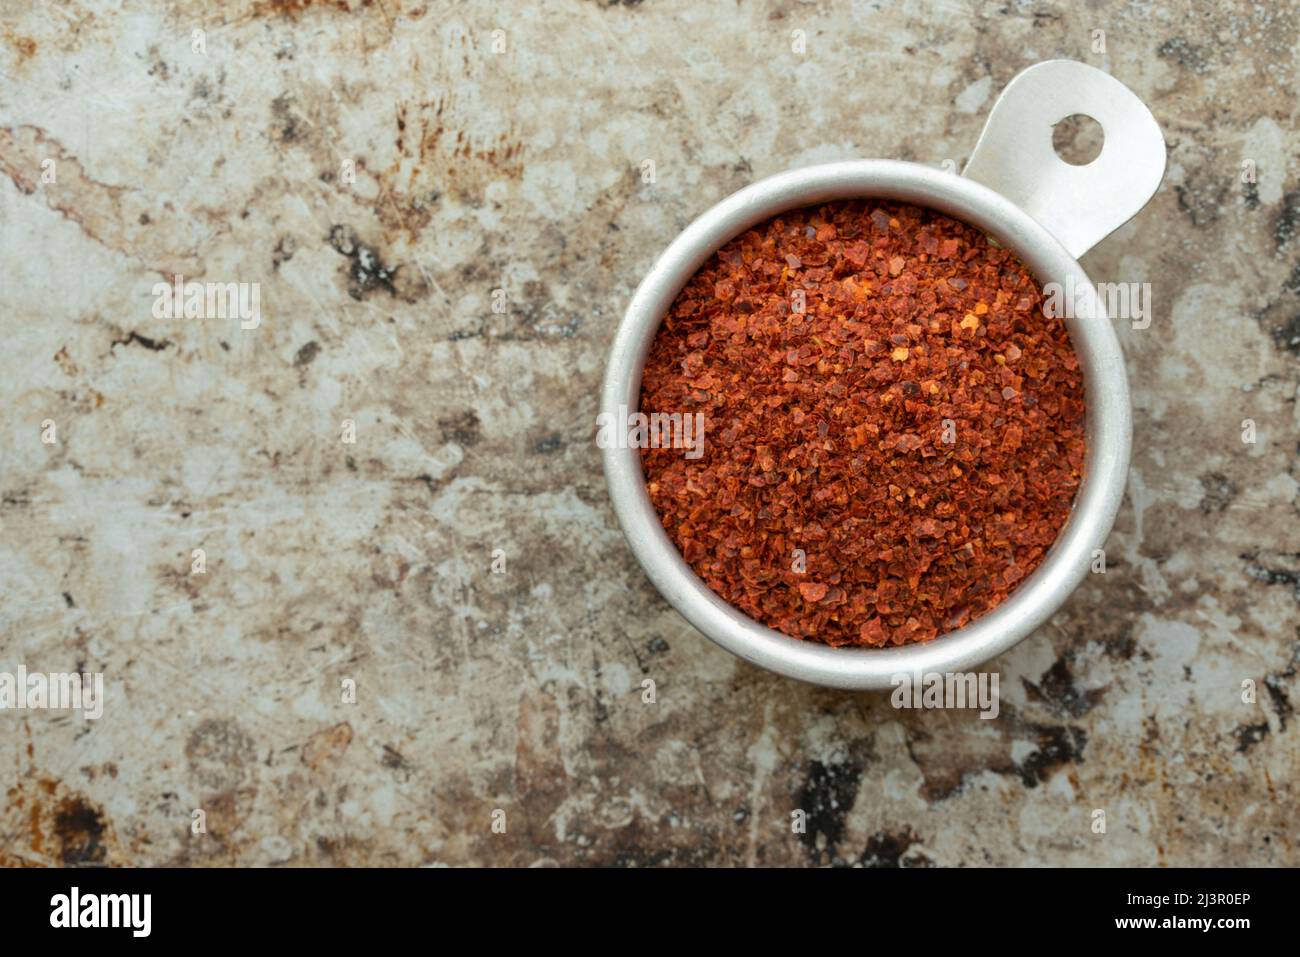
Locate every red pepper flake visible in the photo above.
<box><xmin>859</xmin><ymin>617</ymin><xmax>886</xmax><ymax>644</ymax></box>
<box><xmin>798</xmin><ymin>582</ymin><xmax>829</xmax><ymax>603</ymax></box>
<box><xmin>640</xmin><ymin>200</ymin><xmax>1085</xmax><ymax>648</ymax></box>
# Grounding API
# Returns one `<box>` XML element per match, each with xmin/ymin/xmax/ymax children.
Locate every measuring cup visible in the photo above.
<box><xmin>601</xmin><ymin>60</ymin><xmax>1166</xmax><ymax>689</ymax></box>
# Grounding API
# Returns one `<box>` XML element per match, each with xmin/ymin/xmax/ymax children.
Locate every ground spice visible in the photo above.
<box><xmin>640</xmin><ymin>200</ymin><xmax>1085</xmax><ymax>648</ymax></box>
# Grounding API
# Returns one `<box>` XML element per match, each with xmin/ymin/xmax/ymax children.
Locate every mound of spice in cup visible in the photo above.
<box><xmin>640</xmin><ymin>200</ymin><xmax>1086</xmax><ymax>648</ymax></box>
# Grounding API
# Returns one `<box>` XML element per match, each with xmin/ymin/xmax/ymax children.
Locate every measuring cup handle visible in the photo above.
<box><xmin>962</xmin><ymin>60</ymin><xmax>1166</xmax><ymax>259</ymax></box>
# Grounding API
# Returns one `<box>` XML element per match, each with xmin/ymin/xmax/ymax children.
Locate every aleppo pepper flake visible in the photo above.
<box><xmin>639</xmin><ymin>200</ymin><xmax>1085</xmax><ymax>648</ymax></box>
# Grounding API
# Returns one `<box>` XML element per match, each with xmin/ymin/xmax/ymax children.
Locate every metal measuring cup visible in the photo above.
<box><xmin>601</xmin><ymin>60</ymin><xmax>1166</xmax><ymax>689</ymax></box>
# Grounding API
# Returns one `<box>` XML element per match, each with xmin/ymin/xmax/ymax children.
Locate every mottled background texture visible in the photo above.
<box><xmin>1</xmin><ymin>0</ymin><xmax>1298</xmax><ymax>867</ymax></box>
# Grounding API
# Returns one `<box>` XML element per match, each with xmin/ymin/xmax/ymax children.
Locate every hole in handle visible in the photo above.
<box><xmin>1051</xmin><ymin>114</ymin><xmax>1104</xmax><ymax>166</ymax></box>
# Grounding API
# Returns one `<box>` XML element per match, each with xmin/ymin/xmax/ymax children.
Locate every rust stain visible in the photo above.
<box><xmin>52</xmin><ymin>794</ymin><xmax>109</xmax><ymax>864</ymax></box>
<box><xmin>371</xmin><ymin>96</ymin><xmax>523</xmax><ymax>242</ymax></box>
<box><xmin>0</xmin><ymin>125</ymin><xmax>214</xmax><ymax>278</ymax></box>
<box><xmin>53</xmin><ymin>345</ymin><xmax>78</xmax><ymax>376</ymax></box>
<box><xmin>301</xmin><ymin>721</ymin><xmax>354</xmax><ymax>769</ymax></box>
<box><xmin>251</xmin><ymin>0</ymin><xmax>364</xmax><ymax>19</ymax></box>
<box><xmin>2</xmin><ymin>775</ymin><xmax>123</xmax><ymax>867</ymax></box>
<box><xmin>2</xmin><ymin>27</ymin><xmax>37</xmax><ymax>61</ymax></box>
